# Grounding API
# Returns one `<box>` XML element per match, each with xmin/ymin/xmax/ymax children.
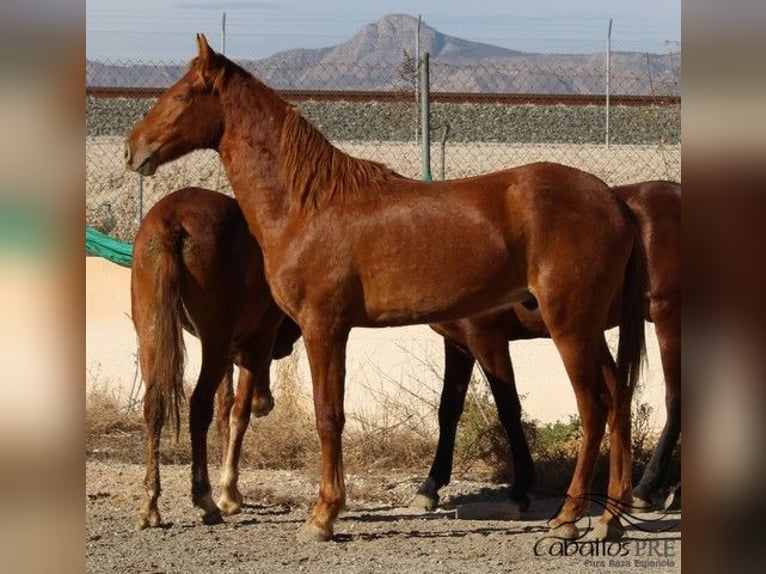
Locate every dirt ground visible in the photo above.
<box><xmin>86</xmin><ymin>460</ymin><xmax>681</xmax><ymax>573</ymax></box>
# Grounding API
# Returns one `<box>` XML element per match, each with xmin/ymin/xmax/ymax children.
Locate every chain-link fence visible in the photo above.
<box><xmin>86</xmin><ymin>53</ymin><xmax>680</xmax><ymax>242</ymax></box>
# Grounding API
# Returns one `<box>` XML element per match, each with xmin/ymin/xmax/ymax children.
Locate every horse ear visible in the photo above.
<box><xmin>196</xmin><ymin>33</ymin><xmax>215</xmax><ymax>65</ymax></box>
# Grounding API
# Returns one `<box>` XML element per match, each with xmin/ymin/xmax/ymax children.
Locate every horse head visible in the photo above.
<box><xmin>124</xmin><ymin>34</ymin><xmax>225</xmax><ymax>176</ymax></box>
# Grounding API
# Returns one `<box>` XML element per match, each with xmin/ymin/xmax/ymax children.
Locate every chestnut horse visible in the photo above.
<box><xmin>411</xmin><ymin>180</ymin><xmax>681</xmax><ymax>512</ymax></box>
<box><xmin>131</xmin><ymin>186</ymin><xmax>298</xmax><ymax>528</ymax></box>
<box><xmin>125</xmin><ymin>34</ymin><xmax>646</xmax><ymax>541</ymax></box>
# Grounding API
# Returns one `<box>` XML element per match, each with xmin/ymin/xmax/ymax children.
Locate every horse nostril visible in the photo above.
<box><xmin>124</xmin><ymin>143</ymin><xmax>132</xmax><ymax>164</ymax></box>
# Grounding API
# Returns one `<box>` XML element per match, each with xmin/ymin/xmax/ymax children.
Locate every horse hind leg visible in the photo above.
<box><xmin>137</xmin><ymin>344</ymin><xmax>163</xmax><ymax>529</ymax></box>
<box><xmin>138</xmin><ymin>376</ymin><xmax>164</xmax><ymax>529</ymax></box>
<box><xmin>219</xmin><ymin>314</ymin><xmax>282</xmax><ymax>515</ymax></box>
<box><xmin>214</xmin><ymin>364</ymin><xmax>243</xmax><ymax>515</ymax></box>
<box><xmin>189</xmin><ymin>344</ymin><xmax>229</xmax><ymax>525</ymax></box>
<box><xmin>411</xmin><ymin>337</ymin><xmax>475</xmax><ymax>510</ymax></box>
<box><xmin>218</xmin><ymin>364</ymin><xmax>270</xmax><ymax>516</ymax></box>
<box><xmin>591</xmin><ymin>338</ymin><xmax>636</xmax><ymax>541</ymax></box>
<box><xmin>634</xmin><ymin>302</ymin><xmax>681</xmax><ymax>508</ymax></box>
<box><xmin>215</xmin><ymin>365</ymin><xmax>235</xmax><ymax>464</ymax></box>
<box><xmin>471</xmin><ymin>335</ymin><xmax>535</xmax><ymax>511</ymax></box>
<box><xmin>546</xmin><ymin>333</ymin><xmax>610</xmax><ymax>540</ymax></box>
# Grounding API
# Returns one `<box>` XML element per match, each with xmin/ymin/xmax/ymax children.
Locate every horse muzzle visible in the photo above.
<box><xmin>125</xmin><ymin>140</ymin><xmax>159</xmax><ymax>176</ymax></box>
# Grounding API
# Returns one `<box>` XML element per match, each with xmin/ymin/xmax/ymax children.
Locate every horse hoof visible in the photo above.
<box><xmin>664</xmin><ymin>488</ymin><xmax>681</xmax><ymax>511</ymax></box>
<box><xmin>632</xmin><ymin>496</ymin><xmax>653</xmax><ymax>512</ymax></box>
<box><xmin>549</xmin><ymin>522</ymin><xmax>580</xmax><ymax>540</ymax></box>
<box><xmin>217</xmin><ymin>497</ymin><xmax>242</xmax><ymax>516</ymax></box>
<box><xmin>252</xmin><ymin>398</ymin><xmax>274</xmax><ymax>418</ymax></box>
<box><xmin>202</xmin><ymin>508</ymin><xmax>224</xmax><ymax>525</ymax></box>
<box><xmin>297</xmin><ymin>521</ymin><xmax>332</xmax><ymax>542</ymax></box>
<box><xmin>409</xmin><ymin>493</ymin><xmax>438</xmax><ymax>511</ymax></box>
<box><xmin>509</xmin><ymin>493</ymin><xmax>531</xmax><ymax>513</ymax></box>
<box><xmin>137</xmin><ymin>512</ymin><xmax>162</xmax><ymax>530</ymax></box>
<box><xmin>591</xmin><ymin>520</ymin><xmax>625</xmax><ymax>541</ymax></box>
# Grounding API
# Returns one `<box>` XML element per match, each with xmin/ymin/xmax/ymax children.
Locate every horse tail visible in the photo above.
<box><xmin>616</xmin><ymin>225</ymin><xmax>647</xmax><ymax>390</ymax></box>
<box><xmin>148</xmin><ymin>228</ymin><xmax>186</xmax><ymax>440</ymax></box>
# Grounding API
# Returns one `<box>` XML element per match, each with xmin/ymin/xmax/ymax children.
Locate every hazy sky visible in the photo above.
<box><xmin>86</xmin><ymin>0</ymin><xmax>681</xmax><ymax>62</ymax></box>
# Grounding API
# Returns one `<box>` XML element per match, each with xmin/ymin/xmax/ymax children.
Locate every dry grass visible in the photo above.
<box><xmin>86</xmin><ymin>346</ymin><xmax>678</xmax><ymax>497</ymax></box>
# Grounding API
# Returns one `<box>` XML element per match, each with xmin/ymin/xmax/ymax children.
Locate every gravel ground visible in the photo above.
<box><xmin>86</xmin><ymin>461</ymin><xmax>681</xmax><ymax>573</ymax></box>
<box><xmin>87</xmin><ymin>96</ymin><xmax>680</xmax><ymax>145</ymax></box>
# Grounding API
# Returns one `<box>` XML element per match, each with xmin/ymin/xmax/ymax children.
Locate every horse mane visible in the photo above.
<box><xmin>192</xmin><ymin>50</ymin><xmax>398</xmax><ymax>209</ymax></box>
<box><xmin>279</xmin><ymin>108</ymin><xmax>398</xmax><ymax>209</ymax></box>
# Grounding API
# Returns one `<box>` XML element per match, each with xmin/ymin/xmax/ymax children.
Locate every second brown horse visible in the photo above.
<box><xmin>131</xmin><ymin>186</ymin><xmax>297</xmax><ymax>528</ymax></box>
<box><xmin>411</xmin><ymin>180</ymin><xmax>681</xmax><ymax>513</ymax></box>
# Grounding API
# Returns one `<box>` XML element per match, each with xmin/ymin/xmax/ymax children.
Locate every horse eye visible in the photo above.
<box><xmin>175</xmin><ymin>92</ymin><xmax>192</xmax><ymax>102</ymax></box>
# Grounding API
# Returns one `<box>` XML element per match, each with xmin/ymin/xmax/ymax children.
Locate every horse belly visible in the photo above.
<box><xmin>357</xmin><ymin>231</ymin><xmax>528</xmax><ymax>326</ymax></box>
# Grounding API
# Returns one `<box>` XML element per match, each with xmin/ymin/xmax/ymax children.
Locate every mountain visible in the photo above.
<box><xmin>86</xmin><ymin>13</ymin><xmax>680</xmax><ymax>96</ymax></box>
<box><xmin>261</xmin><ymin>13</ymin><xmax>525</xmax><ymax>66</ymax></box>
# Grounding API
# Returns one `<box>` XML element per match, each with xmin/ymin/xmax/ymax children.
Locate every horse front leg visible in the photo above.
<box><xmin>298</xmin><ymin>323</ymin><xmax>349</xmax><ymax>542</ymax></box>
<box><xmin>411</xmin><ymin>338</ymin><xmax>474</xmax><ymax>510</ymax></box>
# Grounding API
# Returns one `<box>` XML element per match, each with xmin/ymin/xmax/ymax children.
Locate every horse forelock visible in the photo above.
<box><xmin>279</xmin><ymin>107</ymin><xmax>396</xmax><ymax>210</ymax></box>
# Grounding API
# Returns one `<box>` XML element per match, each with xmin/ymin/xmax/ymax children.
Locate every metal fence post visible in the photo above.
<box><xmin>420</xmin><ymin>51</ymin><xmax>432</xmax><ymax>181</ymax></box>
<box><xmin>221</xmin><ymin>12</ymin><xmax>226</xmax><ymax>55</ymax></box>
<box><xmin>439</xmin><ymin>124</ymin><xmax>450</xmax><ymax>180</ymax></box>
<box><xmin>606</xmin><ymin>18</ymin><xmax>612</xmax><ymax>148</ymax></box>
<box><xmin>415</xmin><ymin>14</ymin><xmax>421</xmax><ymax>145</ymax></box>
<box><xmin>135</xmin><ymin>174</ymin><xmax>143</xmax><ymax>228</ymax></box>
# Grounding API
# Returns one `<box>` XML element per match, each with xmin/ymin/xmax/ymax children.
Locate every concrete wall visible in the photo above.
<box><xmin>86</xmin><ymin>256</ymin><xmax>668</xmax><ymax>432</ymax></box>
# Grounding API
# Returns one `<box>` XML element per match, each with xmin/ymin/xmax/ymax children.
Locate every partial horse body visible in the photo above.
<box><xmin>411</xmin><ymin>180</ymin><xmax>681</xmax><ymax>512</ymax></box>
<box><xmin>125</xmin><ymin>35</ymin><xmax>646</xmax><ymax>541</ymax></box>
<box><xmin>131</xmin><ymin>186</ymin><xmax>296</xmax><ymax>528</ymax></box>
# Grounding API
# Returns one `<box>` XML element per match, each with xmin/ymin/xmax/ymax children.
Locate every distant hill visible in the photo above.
<box><xmin>86</xmin><ymin>13</ymin><xmax>680</xmax><ymax>96</ymax></box>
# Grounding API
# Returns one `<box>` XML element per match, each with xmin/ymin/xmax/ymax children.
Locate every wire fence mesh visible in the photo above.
<box><xmin>86</xmin><ymin>55</ymin><xmax>680</xmax><ymax>242</ymax></box>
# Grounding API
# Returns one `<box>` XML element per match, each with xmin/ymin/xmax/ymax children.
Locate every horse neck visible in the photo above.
<box><xmin>217</xmin><ymin>78</ymin><xmax>291</xmax><ymax>248</ymax></box>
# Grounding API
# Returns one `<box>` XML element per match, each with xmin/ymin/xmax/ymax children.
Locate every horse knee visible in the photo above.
<box><xmin>315</xmin><ymin>411</ymin><xmax>344</xmax><ymax>439</ymax></box>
